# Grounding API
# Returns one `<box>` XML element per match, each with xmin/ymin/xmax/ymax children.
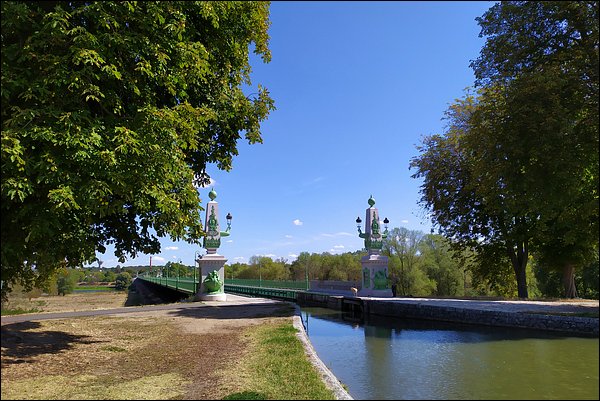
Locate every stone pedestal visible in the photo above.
<box><xmin>358</xmin><ymin>252</ymin><xmax>393</xmax><ymax>297</ymax></box>
<box><xmin>195</xmin><ymin>253</ymin><xmax>227</xmax><ymax>301</ymax></box>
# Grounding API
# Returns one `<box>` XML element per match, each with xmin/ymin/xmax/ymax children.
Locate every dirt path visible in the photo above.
<box><xmin>1</xmin><ymin>284</ymin><xmax>306</xmax><ymax>400</ymax></box>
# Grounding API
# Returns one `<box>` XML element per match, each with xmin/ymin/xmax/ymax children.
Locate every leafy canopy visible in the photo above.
<box><xmin>1</xmin><ymin>1</ymin><xmax>275</xmax><ymax>298</ymax></box>
<box><xmin>411</xmin><ymin>1</ymin><xmax>598</xmax><ymax>298</ymax></box>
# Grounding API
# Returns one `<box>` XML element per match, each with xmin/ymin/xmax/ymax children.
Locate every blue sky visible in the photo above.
<box><xmin>99</xmin><ymin>1</ymin><xmax>495</xmax><ymax>268</ymax></box>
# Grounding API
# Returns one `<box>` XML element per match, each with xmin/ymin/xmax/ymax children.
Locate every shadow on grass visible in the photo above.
<box><xmin>1</xmin><ymin>321</ymin><xmax>104</xmax><ymax>366</ymax></box>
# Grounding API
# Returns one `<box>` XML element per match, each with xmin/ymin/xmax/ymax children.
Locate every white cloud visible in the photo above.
<box><xmin>284</xmin><ymin>234</ymin><xmax>293</xmax><ymax>239</ymax></box>
<box><xmin>293</xmin><ymin>219</ymin><xmax>303</xmax><ymax>226</ymax></box>
<box><xmin>401</xmin><ymin>219</ymin><xmax>409</xmax><ymax>224</ymax></box>
<box><xmin>233</xmin><ymin>256</ymin><xmax>246</xmax><ymax>261</ymax></box>
<box><xmin>164</xmin><ymin>246</ymin><xmax>179</xmax><ymax>251</ymax></box>
<box><xmin>333</xmin><ymin>245</ymin><xmax>345</xmax><ymax>249</ymax></box>
<box><xmin>226</xmin><ymin>240</ymin><xmax>233</xmax><ymax>243</ymax></box>
<box><xmin>152</xmin><ymin>256</ymin><xmax>166</xmax><ymax>262</ymax></box>
<box><xmin>288</xmin><ymin>253</ymin><xmax>298</xmax><ymax>259</ymax></box>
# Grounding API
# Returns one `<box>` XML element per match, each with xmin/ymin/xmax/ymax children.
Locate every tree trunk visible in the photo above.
<box><xmin>562</xmin><ymin>264</ymin><xmax>578</xmax><ymax>299</ymax></box>
<box><xmin>507</xmin><ymin>240</ymin><xmax>529</xmax><ymax>299</ymax></box>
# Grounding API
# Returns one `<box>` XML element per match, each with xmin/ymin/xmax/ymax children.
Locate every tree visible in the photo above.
<box><xmin>1</xmin><ymin>1</ymin><xmax>275</xmax><ymax>300</ymax></box>
<box><xmin>418</xmin><ymin>234</ymin><xmax>463</xmax><ymax>297</ymax></box>
<box><xmin>411</xmin><ymin>2</ymin><xmax>598</xmax><ymax>299</ymax></box>
<box><xmin>164</xmin><ymin>261</ymin><xmax>190</xmax><ymax>278</ymax></box>
<box><xmin>410</xmin><ymin>90</ymin><xmax>536</xmax><ymax>298</ymax></box>
<box><xmin>248</xmin><ymin>256</ymin><xmax>289</xmax><ymax>281</ymax></box>
<box><xmin>56</xmin><ymin>267</ymin><xmax>77</xmax><ymax>296</ymax></box>
<box><xmin>470</xmin><ymin>1</ymin><xmax>599</xmax><ymax>297</ymax></box>
<box><xmin>102</xmin><ymin>270</ymin><xmax>116</xmax><ymax>283</ymax></box>
<box><xmin>382</xmin><ymin>227</ymin><xmax>434</xmax><ymax>296</ymax></box>
<box><xmin>114</xmin><ymin>272</ymin><xmax>132</xmax><ymax>291</ymax></box>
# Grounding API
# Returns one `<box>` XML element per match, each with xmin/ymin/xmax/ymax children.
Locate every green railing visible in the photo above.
<box><xmin>225</xmin><ymin>278</ymin><xmax>308</xmax><ymax>290</ymax></box>
<box><xmin>224</xmin><ymin>284</ymin><xmax>300</xmax><ymax>301</ymax></box>
<box><xmin>137</xmin><ymin>275</ymin><xmax>308</xmax><ymax>301</ymax></box>
<box><xmin>139</xmin><ymin>276</ymin><xmax>197</xmax><ymax>294</ymax></box>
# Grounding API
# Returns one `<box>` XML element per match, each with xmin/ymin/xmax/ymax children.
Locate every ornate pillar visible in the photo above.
<box><xmin>195</xmin><ymin>188</ymin><xmax>231</xmax><ymax>301</ymax></box>
<box><xmin>356</xmin><ymin>195</ymin><xmax>392</xmax><ymax>297</ymax></box>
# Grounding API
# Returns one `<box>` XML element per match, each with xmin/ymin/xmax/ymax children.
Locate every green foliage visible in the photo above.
<box><xmin>249</xmin><ymin>256</ymin><xmax>290</xmax><ymax>281</ymax></box>
<box><xmin>163</xmin><ymin>261</ymin><xmax>193</xmax><ymax>278</ymax></box>
<box><xmin>411</xmin><ymin>1</ymin><xmax>598</xmax><ymax>298</ymax></box>
<box><xmin>578</xmin><ymin>256</ymin><xmax>599</xmax><ymax>299</ymax></box>
<box><xmin>418</xmin><ymin>234</ymin><xmax>464</xmax><ymax>296</ymax></box>
<box><xmin>1</xmin><ymin>307</ymin><xmax>42</xmax><ymax>316</ymax></box>
<box><xmin>534</xmin><ymin>251</ymin><xmax>599</xmax><ymax>299</ymax></box>
<box><xmin>383</xmin><ymin>227</ymin><xmax>435</xmax><ymax>296</ymax></box>
<box><xmin>470</xmin><ymin>1</ymin><xmax>598</xmax><ymax>298</ymax></box>
<box><xmin>56</xmin><ymin>267</ymin><xmax>77</xmax><ymax>295</ymax></box>
<box><xmin>114</xmin><ymin>272</ymin><xmax>132</xmax><ymax>291</ymax></box>
<box><xmin>1</xmin><ymin>1</ymin><xmax>275</xmax><ymax>299</ymax></box>
<box><xmin>290</xmin><ymin>251</ymin><xmax>363</xmax><ymax>282</ymax></box>
<box><xmin>102</xmin><ymin>270</ymin><xmax>116</xmax><ymax>283</ymax></box>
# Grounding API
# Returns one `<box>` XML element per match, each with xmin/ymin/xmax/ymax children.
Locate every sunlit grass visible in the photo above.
<box><xmin>222</xmin><ymin>321</ymin><xmax>335</xmax><ymax>400</ymax></box>
<box><xmin>1</xmin><ymin>307</ymin><xmax>42</xmax><ymax>316</ymax></box>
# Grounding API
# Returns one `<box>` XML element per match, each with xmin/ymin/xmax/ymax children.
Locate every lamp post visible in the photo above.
<box><xmin>355</xmin><ymin>195</ymin><xmax>392</xmax><ymax>297</ymax></box>
<box><xmin>195</xmin><ymin>188</ymin><xmax>233</xmax><ymax>302</ymax></box>
<box><xmin>194</xmin><ymin>250</ymin><xmax>200</xmax><ymax>293</ymax></box>
<box><xmin>305</xmin><ymin>264</ymin><xmax>309</xmax><ymax>291</ymax></box>
<box><xmin>225</xmin><ymin>212</ymin><xmax>232</xmax><ymax>233</ymax></box>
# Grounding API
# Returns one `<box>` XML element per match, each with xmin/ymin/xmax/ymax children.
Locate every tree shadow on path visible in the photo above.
<box><xmin>1</xmin><ymin>321</ymin><xmax>103</xmax><ymax>367</ymax></box>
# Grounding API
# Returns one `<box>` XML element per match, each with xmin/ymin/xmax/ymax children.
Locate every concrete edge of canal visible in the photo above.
<box><xmin>296</xmin><ymin>292</ymin><xmax>599</xmax><ymax>337</ymax></box>
<box><xmin>364</xmin><ymin>299</ymin><xmax>599</xmax><ymax>337</ymax></box>
<box><xmin>292</xmin><ymin>304</ymin><xmax>354</xmax><ymax>400</ymax></box>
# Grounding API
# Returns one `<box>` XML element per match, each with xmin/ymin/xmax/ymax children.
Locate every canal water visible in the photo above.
<box><xmin>300</xmin><ymin>307</ymin><xmax>599</xmax><ymax>400</ymax></box>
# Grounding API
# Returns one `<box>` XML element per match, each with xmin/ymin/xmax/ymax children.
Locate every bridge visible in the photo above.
<box><xmin>135</xmin><ymin>274</ymin><xmax>599</xmax><ymax>336</ymax></box>
<box><xmin>137</xmin><ymin>275</ymin><xmax>310</xmax><ymax>302</ymax></box>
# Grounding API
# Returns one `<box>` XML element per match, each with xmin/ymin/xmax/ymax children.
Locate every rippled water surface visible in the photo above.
<box><xmin>300</xmin><ymin>307</ymin><xmax>599</xmax><ymax>400</ymax></box>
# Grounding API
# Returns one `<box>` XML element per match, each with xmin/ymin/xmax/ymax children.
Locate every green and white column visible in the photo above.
<box><xmin>357</xmin><ymin>195</ymin><xmax>392</xmax><ymax>297</ymax></box>
<box><xmin>195</xmin><ymin>188</ymin><xmax>231</xmax><ymax>302</ymax></box>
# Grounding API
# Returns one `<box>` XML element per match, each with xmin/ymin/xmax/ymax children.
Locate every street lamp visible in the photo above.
<box><xmin>225</xmin><ymin>212</ymin><xmax>232</xmax><ymax>232</ymax></box>
<box><xmin>305</xmin><ymin>264</ymin><xmax>309</xmax><ymax>291</ymax></box>
<box><xmin>194</xmin><ymin>250</ymin><xmax>200</xmax><ymax>292</ymax></box>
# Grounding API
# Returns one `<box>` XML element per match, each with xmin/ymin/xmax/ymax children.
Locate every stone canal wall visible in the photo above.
<box><xmin>296</xmin><ymin>292</ymin><xmax>599</xmax><ymax>337</ymax></box>
<box><xmin>364</xmin><ymin>299</ymin><xmax>599</xmax><ymax>337</ymax></box>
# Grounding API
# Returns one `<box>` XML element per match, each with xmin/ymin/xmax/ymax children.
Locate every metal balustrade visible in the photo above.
<box><xmin>137</xmin><ymin>275</ymin><xmax>305</xmax><ymax>301</ymax></box>
<box><xmin>225</xmin><ymin>278</ymin><xmax>308</xmax><ymax>290</ymax></box>
<box><xmin>224</xmin><ymin>284</ymin><xmax>299</xmax><ymax>301</ymax></box>
<box><xmin>138</xmin><ymin>276</ymin><xmax>198</xmax><ymax>294</ymax></box>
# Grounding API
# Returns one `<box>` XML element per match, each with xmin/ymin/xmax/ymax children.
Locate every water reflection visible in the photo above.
<box><xmin>301</xmin><ymin>307</ymin><xmax>599</xmax><ymax>400</ymax></box>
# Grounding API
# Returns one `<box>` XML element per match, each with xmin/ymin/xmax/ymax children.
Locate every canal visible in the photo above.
<box><xmin>300</xmin><ymin>307</ymin><xmax>599</xmax><ymax>400</ymax></box>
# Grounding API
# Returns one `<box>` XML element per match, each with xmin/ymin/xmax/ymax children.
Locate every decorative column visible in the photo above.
<box><xmin>356</xmin><ymin>195</ymin><xmax>392</xmax><ymax>297</ymax></box>
<box><xmin>195</xmin><ymin>188</ymin><xmax>232</xmax><ymax>302</ymax></box>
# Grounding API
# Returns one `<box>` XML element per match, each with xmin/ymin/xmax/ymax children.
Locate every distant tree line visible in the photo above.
<box><xmin>224</xmin><ymin>227</ymin><xmax>599</xmax><ymax>299</ymax></box>
<box><xmin>10</xmin><ymin>227</ymin><xmax>597</xmax><ymax>300</ymax></box>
